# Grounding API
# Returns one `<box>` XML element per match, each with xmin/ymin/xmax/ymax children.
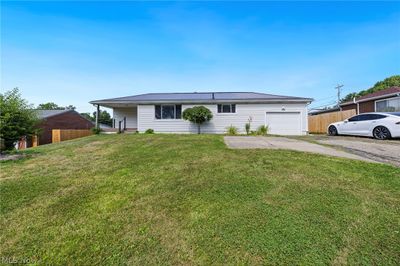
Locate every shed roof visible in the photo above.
<box><xmin>36</xmin><ymin>109</ymin><xmax>72</xmax><ymax>119</ymax></box>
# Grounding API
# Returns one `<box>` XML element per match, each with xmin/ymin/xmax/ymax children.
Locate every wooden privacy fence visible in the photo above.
<box><xmin>52</xmin><ymin>129</ymin><xmax>93</xmax><ymax>143</ymax></box>
<box><xmin>308</xmin><ymin>109</ymin><xmax>356</xmax><ymax>134</ymax></box>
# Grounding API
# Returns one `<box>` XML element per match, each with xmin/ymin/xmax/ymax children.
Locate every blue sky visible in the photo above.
<box><xmin>1</xmin><ymin>1</ymin><xmax>399</xmax><ymax>113</ymax></box>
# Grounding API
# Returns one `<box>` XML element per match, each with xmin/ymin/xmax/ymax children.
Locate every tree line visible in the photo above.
<box><xmin>341</xmin><ymin>75</ymin><xmax>400</xmax><ymax>102</ymax></box>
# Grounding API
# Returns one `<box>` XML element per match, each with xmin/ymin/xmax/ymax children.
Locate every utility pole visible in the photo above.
<box><xmin>335</xmin><ymin>84</ymin><xmax>344</xmax><ymax>109</ymax></box>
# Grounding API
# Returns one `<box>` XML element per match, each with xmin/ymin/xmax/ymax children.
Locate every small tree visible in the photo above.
<box><xmin>182</xmin><ymin>106</ymin><xmax>213</xmax><ymax>134</ymax></box>
<box><xmin>0</xmin><ymin>88</ymin><xmax>39</xmax><ymax>150</ymax></box>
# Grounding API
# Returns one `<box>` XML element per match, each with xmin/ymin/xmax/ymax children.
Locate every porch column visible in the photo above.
<box><xmin>95</xmin><ymin>104</ymin><xmax>100</xmax><ymax>129</ymax></box>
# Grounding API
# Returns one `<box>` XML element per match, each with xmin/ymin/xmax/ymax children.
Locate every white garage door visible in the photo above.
<box><xmin>265</xmin><ymin>112</ymin><xmax>302</xmax><ymax>135</ymax></box>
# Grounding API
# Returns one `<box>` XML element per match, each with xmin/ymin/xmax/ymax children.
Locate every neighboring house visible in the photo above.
<box><xmin>340</xmin><ymin>86</ymin><xmax>400</xmax><ymax>114</ymax></box>
<box><xmin>90</xmin><ymin>92</ymin><xmax>312</xmax><ymax>135</ymax></box>
<box><xmin>36</xmin><ymin>110</ymin><xmax>94</xmax><ymax>145</ymax></box>
<box><xmin>17</xmin><ymin>109</ymin><xmax>94</xmax><ymax>149</ymax></box>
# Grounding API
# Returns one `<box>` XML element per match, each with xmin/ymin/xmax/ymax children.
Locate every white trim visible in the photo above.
<box><xmin>137</xmin><ymin>106</ymin><xmax>140</xmax><ymax>132</ymax></box>
<box><xmin>374</xmin><ymin>96</ymin><xmax>400</xmax><ymax>112</ymax></box>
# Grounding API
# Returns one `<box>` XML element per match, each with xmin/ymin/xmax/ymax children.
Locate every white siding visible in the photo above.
<box><xmin>113</xmin><ymin>107</ymin><xmax>137</xmax><ymax>128</ymax></box>
<box><xmin>137</xmin><ymin>103</ymin><xmax>308</xmax><ymax>135</ymax></box>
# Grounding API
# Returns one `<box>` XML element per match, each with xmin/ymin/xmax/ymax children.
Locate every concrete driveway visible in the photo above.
<box><xmin>224</xmin><ymin>136</ymin><xmax>378</xmax><ymax>163</ymax></box>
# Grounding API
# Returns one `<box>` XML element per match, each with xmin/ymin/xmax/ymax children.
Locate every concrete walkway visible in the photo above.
<box><xmin>224</xmin><ymin>136</ymin><xmax>377</xmax><ymax>163</ymax></box>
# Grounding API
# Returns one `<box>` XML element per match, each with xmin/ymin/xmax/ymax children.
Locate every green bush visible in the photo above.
<box><xmin>226</xmin><ymin>125</ymin><xmax>238</xmax><ymax>135</ymax></box>
<box><xmin>182</xmin><ymin>106</ymin><xmax>213</xmax><ymax>134</ymax></box>
<box><xmin>257</xmin><ymin>125</ymin><xmax>269</xmax><ymax>135</ymax></box>
<box><xmin>145</xmin><ymin>129</ymin><xmax>154</xmax><ymax>134</ymax></box>
<box><xmin>91</xmin><ymin>127</ymin><xmax>102</xmax><ymax>134</ymax></box>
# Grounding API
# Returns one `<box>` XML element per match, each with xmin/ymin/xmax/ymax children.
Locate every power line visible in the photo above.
<box><xmin>309</xmin><ymin>101</ymin><xmax>338</xmax><ymax>110</ymax></box>
<box><xmin>311</xmin><ymin>95</ymin><xmax>337</xmax><ymax>104</ymax></box>
<box><xmin>335</xmin><ymin>84</ymin><xmax>344</xmax><ymax>107</ymax></box>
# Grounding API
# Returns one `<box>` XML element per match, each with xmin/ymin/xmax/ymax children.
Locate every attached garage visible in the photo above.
<box><xmin>265</xmin><ymin>112</ymin><xmax>302</xmax><ymax>135</ymax></box>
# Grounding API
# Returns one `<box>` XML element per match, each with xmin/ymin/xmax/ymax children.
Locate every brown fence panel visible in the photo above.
<box><xmin>52</xmin><ymin>129</ymin><xmax>92</xmax><ymax>143</ymax></box>
<box><xmin>32</xmin><ymin>135</ymin><xmax>38</xmax><ymax>147</ymax></box>
<box><xmin>52</xmin><ymin>129</ymin><xmax>61</xmax><ymax>143</ymax></box>
<box><xmin>308</xmin><ymin>109</ymin><xmax>356</xmax><ymax>134</ymax></box>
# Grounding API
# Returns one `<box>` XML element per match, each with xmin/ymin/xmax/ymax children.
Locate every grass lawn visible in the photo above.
<box><xmin>1</xmin><ymin>134</ymin><xmax>399</xmax><ymax>265</ymax></box>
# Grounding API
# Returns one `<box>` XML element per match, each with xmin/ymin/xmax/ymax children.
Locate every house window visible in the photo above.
<box><xmin>155</xmin><ymin>105</ymin><xmax>182</xmax><ymax>119</ymax></box>
<box><xmin>217</xmin><ymin>104</ymin><xmax>236</xmax><ymax>113</ymax></box>
<box><xmin>375</xmin><ymin>97</ymin><xmax>400</xmax><ymax>112</ymax></box>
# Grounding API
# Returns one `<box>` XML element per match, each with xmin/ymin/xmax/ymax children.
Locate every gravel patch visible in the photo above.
<box><xmin>224</xmin><ymin>136</ymin><xmax>378</xmax><ymax>163</ymax></box>
<box><xmin>317</xmin><ymin>138</ymin><xmax>400</xmax><ymax>167</ymax></box>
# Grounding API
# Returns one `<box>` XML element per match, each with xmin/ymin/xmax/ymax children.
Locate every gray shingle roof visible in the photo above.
<box><xmin>90</xmin><ymin>92</ymin><xmax>312</xmax><ymax>106</ymax></box>
<box><xmin>35</xmin><ymin>109</ymin><xmax>71</xmax><ymax>119</ymax></box>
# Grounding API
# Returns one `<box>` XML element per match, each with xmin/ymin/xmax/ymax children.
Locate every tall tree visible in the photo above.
<box><xmin>341</xmin><ymin>75</ymin><xmax>400</xmax><ymax>102</ymax></box>
<box><xmin>93</xmin><ymin>110</ymin><xmax>112</xmax><ymax>126</ymax></box>
<box><xmin>80</xmin><ymin>112</ymin><xmax>94</xmax><ymax>121</ymax></box>
<box><xmin>0</xmin><ymin>88</ymin><xmax>40</xmax><ymax>150</ymax></box>
<box><xmin>37</xmin><ymin>102</ymin><xmax>76</xmax><ymax>110</ymax></box>
<box><xmin>37</xmin><ymin>102</ymin><xmax>64</xmax><ymax>110</ymax></box>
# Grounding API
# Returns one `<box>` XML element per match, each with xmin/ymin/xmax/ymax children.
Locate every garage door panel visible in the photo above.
<box><xmin>266</xmin><ymin>112</ymin><xmax>301</xmax><ymax>135</ymax></box>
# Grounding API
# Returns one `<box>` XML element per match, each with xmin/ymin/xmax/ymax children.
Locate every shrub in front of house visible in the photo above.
<box><xmin>245</xmin><ymin>123</ymin><xmax>251</xmax><ymax>135</ymax></box>
<box><xmin>145</xmin><ymin>129</ymin><xmax>154</xmax><ymax>134</ymax></box>
<box><xmin>91</xmin><ymin>127</ymin><xmax>102</xmax><ymax>134</ymax></box>
<box><xmin>226</xmin><ymin>125</ymin><xmax>238</xmax><ymax>135</ymax></box>
<box><xmin>245</xmin><ymin>116</ymin><xmax>252</xmax><ymax>135</ymax></box>
<box><xmin>257</xmin><ymin>125</ymin><xmax>269</xmax><ymax>135</ymax></box>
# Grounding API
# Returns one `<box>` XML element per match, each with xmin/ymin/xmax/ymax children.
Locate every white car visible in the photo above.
<box><xmin>327</xmin><ymin>112</ymin><xmax>400</xmax><ymax>140</ymax></box>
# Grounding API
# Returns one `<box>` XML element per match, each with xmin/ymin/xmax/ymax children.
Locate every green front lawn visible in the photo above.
<box><xmin>1</xmin><ymin>134</ymin><xmax>399</xmax><ymax>265</ymax></box>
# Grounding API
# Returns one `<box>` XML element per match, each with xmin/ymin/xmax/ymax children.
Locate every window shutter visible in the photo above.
<box><xmin>231</xmin><ymin>104</ymin><xmax>236</xmax><ymax>113</ymax></box>
<box><xmin>155</xmin><ymin>105</ymin><xmax>161</xmax><ymax>119</ymax></box>
<box><xmin>176</xmin><ymin>105</ymin><xmax>182</xmax><ymax>119</ymax></box>
<box><xmin>217</xmin><ymin>104</ymin><xmax>222</xmax><ymax>113</ymax></box>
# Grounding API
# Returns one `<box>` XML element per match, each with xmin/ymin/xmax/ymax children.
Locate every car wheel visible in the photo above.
<box><xmin>328</xmin><ymin>125</ymin><xmax>338</xmax><ymax>136</ymax></box>
<box><xmin>373</xmin><ymin>126</ymin><xmax>391</xmax><ymax>140</ymax></box>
